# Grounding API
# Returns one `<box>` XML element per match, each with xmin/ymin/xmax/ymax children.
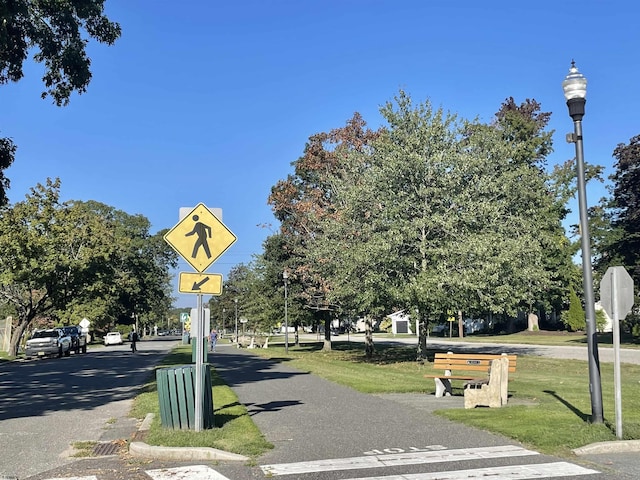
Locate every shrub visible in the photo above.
<box><xmin>561</xmin><ymin>286</ymin><xmax>585</xmax><ymax>332</ymax></box>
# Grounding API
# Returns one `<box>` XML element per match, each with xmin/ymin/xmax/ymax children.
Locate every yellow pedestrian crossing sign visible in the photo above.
<box><xmin>164</xmin><ymin>203</ymin><xmax>237</xmax><ymax>273</ymax></box>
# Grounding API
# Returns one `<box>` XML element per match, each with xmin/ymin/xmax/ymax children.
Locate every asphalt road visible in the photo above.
<box><xmin>2</xmin><ymin>334</ymin><xmax>639</xmax><ymax>480</ymax></box>
<box><xmin>0</xmin><ymin>338</ymin><xmax>175</xmax><ymax>479</ymax></box>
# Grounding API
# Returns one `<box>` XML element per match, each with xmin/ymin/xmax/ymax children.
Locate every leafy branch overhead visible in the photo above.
<box><xmin>0</xmin><ymin>0</ymin><xmax>121</xmax><ymax>106</ymax></box>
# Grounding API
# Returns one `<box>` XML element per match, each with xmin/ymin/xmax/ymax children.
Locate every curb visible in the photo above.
<box><xmin>128</xmin><ymin>413</ymin><xmax>250</xmax><ymax>462</ymax></box>
<box><xmin>129</xmin><ymin>441</ymin><xmax>249</xmax><ymax>461</ymax></box>
<box><xmin>573</xmin><ymin>439</ymin><xmax>640</xmax><ymax>455</ymax></box>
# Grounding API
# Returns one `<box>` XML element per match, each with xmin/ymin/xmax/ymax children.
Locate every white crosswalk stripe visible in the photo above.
<box><xmin>337</xmin><ymin>462</ymin><xmax>599</xmax><ymax>480</ymax></box>
<box><xmin>43</xmin><ymin>477</ymin><xmax>98</xmax><ymax>480</ymax></box>
<box><xmin>146</xmin><ymin>465</ymin><xmax>231</xmax><ymax>480</ymax></box>
<box><xmin>260</xmin><ymin>445</ymin><xmax>540</xmax><ymax>476</ymax></box>
<box><xmin>39</xmin><ymin>466</ymin><xmax>230</xmax><ymax>480</ymax></box>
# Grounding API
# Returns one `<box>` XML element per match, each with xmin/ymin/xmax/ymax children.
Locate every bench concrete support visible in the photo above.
<box><xmin>434</xmin><ymin>377</ymin><xmax>453</xmax><ymax>397</ymax></box>
<box><xmin>464</xmin><ymin>357</ymin><xmax>509</xmax><ymax>409</ymax></box>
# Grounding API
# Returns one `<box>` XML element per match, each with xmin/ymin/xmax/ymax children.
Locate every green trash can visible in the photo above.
<box><xmin>156</xmin><ymin>364</ymin><xmax>214</xmax><ymax>430</ymax></box>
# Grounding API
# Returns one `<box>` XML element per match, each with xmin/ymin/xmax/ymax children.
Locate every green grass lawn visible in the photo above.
<box><xmin>252</xmin><ymin>340</ymin><xmax>640</xmax><ymax>457</ymax></box>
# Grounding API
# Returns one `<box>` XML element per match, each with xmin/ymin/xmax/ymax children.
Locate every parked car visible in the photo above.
<box><xmin>103</xmin><ymin>332</ymin><xmax>123</xmax><ymax>346</ymax></box>
<box><xmin>61</xmin><ymin>325</ymin><xmax>88</xmax><ymax>354</ymax></box>
<box><xmin>24</xmin><ymin>328</ymin><xmax>72</xmax><ymax>358</ymax></box>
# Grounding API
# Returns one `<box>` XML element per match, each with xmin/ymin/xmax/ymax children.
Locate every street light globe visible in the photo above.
<box><xmin>562</xmin><ymin>60</ymin><xmax>587</xmax><ymax>100</ymax></box>
<box><xmin>283</xmin><ymin>270</ymin><xmax>289</xmax><ymax>280</ymax></box>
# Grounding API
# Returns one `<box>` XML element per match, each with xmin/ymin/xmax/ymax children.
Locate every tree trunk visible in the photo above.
<box><xmin>416</xmin><ymin>315</ymin><xmax>428</xmax><ymax>362</ymax></box>
<box><xmin>364</xmin><ymin>316</ymin><xmax>375</xmax><ymax>358</ymax></box>
<box><xmin>9</xmin><ymin>317</ymin><xmax>29</xmax><ymax>357</ymax></box>
<box><xmin>458</xmin><ymin>309</ymin><xmax>464</xmax><ymax>338</ymax></box>
<box><xmin>322</xmin><ymin>313</ymin><xmax>332</xmax><ymax>351</ymax></box>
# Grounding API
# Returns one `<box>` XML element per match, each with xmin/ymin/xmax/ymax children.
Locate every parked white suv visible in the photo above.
<box><xmin>24</xmin><ymin>328</ymin><xmax>72</xmax><ymax>358</ymax></box>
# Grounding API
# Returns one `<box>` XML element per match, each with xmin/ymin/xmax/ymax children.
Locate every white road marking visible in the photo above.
<box><xmin>261</xmin><ymin>444</ymin><xmax>540</xmax><ymax>475</ymax></box>
<box><xmin>44</xmin><ymin>477</ymin><xmax>98</xmax><ymax>480</ymax></box>
<box><xmin>339</xmin><ymin>461</ymin><xmax>599</xmax><ymax>479</ymax></box>
<box><xmin>145</xmin><ymin>465</ymin><xmax>231</xmax><ymax>480</ymax></box>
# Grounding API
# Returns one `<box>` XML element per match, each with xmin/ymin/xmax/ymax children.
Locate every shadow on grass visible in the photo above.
<box><xmin>543</xmin><ymin>390</ymin><xmax>590</xmax><ymax>422</ymax></box>
<box><xmin>212</xmin><ymin>410</ymin><xmax>246</xmax><ymax>428</ymax></box>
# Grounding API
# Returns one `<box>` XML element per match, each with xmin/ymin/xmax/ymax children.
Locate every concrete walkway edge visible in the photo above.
<box><xmin>128</xmin><ymin>413</ymin><xmax>249</xmax><ymax>462</ymax></box>
<box><xmin>573</xmin><ymin>439</ymin><xmax>640</xmax><ymax>455</ymax></box>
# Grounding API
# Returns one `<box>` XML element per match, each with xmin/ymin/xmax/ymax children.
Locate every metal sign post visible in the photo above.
<box><xmin>194</xmin><ymin>293</ymin><xmax>204</xmax><ymax>431</ymax></box>
<box><xmin>600</xmin><ymin>266</ymin><xmax>635</xmax><ymax>440</ymax></box>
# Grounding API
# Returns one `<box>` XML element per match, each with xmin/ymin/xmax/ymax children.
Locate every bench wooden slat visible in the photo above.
<box><xmin>431</xmin><ymin>353</ymin><xmax>517</xmax><ymax>373</ymax></box>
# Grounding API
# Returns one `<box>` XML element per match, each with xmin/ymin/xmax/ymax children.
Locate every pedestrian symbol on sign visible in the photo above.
<box><xmin>185</xmin><ymin>215</ymin><xmax>212</xmax><ymax>259</ymax></box>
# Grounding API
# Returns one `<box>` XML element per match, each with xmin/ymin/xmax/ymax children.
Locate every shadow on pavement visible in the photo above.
<box><xmin>209</xmin><ymin>349</ymin><xmax>305</xmax><ymax>387</ymax></box>
<box><xmin>0</xmin><ymin>346</ymin><xmax>167</xmax><ymax>421</ymax></box>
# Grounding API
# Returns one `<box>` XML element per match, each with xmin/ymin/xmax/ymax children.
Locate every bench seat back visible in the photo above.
<box><xmin>433</xmin><ymin>353</ymin><xmax>517</xmax><ymax>374</ymax></box>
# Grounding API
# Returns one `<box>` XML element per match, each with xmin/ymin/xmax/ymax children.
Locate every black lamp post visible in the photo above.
<box><xmin>562</xmin><ymin>61</ymin><xmax>604</xmax><ymax>424</ymax></box>
<box><xmin>283</xmin><ymin>270</ymin><xmax>289</xmax><ymax>354</ymax></box>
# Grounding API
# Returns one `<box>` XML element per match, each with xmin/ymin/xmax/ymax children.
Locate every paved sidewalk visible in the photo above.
<box><xmin>206</xmin><ymin>344</ymin><xmax>636</xmax><ymax>479</ymax></box>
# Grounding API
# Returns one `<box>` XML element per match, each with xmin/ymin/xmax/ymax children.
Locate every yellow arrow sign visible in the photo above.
<box><xmin>164</xmin><ymin>203</ymin><xmax>237</xmax><ymax>272</ymax></box>
<box><xmin>179</xmin><ymin>272</ymin><xmax>223</xmax><ymax>295</ymax></box>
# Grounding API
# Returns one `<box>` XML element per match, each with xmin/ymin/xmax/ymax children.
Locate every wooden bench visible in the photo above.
<box><xmin>424</xmin><ymin>352</ymin><xmax>517</xmax><ymax>404</ymax></box>
<box><xmin>463</xmin><ymin>357</ymin><xmax>511</xmax><ymax>408</ymax></box>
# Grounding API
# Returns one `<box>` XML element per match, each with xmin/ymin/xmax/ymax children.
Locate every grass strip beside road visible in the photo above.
<box><xmin>253</xmin><ymin>341</ymin><xmax>640</xmax><ymax>458</ymax></box>
<box><xmin>129</xmin><ymin>345</ymin><xmax>273</xmax><ymax>457</ymax></box>
<box><xmin>131</xmin><ymin>339</ymin><xmax>640</xmax><ymax>460</ymax></box>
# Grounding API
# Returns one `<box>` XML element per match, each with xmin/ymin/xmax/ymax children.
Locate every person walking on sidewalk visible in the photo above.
<box><xmin>209</xmin><ymin>329</ymin><xmax>218</xmax><ymax>352</ymax></box>
<box><xmin>129</xmin><ymin>330</ymin><xmax>139</xmax><ymax>353</ymax></box>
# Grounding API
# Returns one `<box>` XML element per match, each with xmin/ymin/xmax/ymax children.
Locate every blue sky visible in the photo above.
<box><xmin>2</xmin><ymin>1</ymin><xmax>638</xmax><ymax>308</ymax></box>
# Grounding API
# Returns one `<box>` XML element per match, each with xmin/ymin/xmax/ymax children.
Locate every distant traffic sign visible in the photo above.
<box><xmin>164</xmin><ymin>203</ymin><xmax>237</xmax><ymax>272</ymax></box>
<box><xmin>179</xmin><ymin>272</ymin><xmax>223</xmax><ymax>295</ymax></box>
<box><xmin>600</xmin><ymin>266</ymin><xmax>634</xmax><ymax>320</ymax></box>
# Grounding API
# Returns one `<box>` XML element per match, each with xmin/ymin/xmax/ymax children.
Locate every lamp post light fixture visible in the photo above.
<box><xmin>234</xmin><ymin>299</ymin><xmax>239</xmax><ymax>346</ymax></box>
<box><xmin>283</xmin><ymin>269</ymin><xmax>289</xmax><ymax>354</ymax></box>
<box><xmin>562</xmin><ymin>61</ymin><xmax>604</xmax><ymax>424</ymax></box>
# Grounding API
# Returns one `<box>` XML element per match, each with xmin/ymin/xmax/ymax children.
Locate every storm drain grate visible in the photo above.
<box><xmin>92</xmin><ymin>441</ymin><xmax>121</xmax><ymax>456</ymax></box>
<box><xmin>132</xmin><ymin>430</ymin><xmax>147</xmax><ymax>441</ymax></box>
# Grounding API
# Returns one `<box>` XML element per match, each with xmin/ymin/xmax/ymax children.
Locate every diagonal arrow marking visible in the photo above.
<box><xmin>191</xmin><ymin>276</ymin><xmax>210</xmax><ymax>291</ymax></box>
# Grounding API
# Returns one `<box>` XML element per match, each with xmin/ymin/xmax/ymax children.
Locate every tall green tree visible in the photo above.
<box><xmin>0</xmin><ymin>0</ymin><xmax>121</xmax><ymax>205</ymax></box>
<box><xmin>268</xmin><ymin>113</ymin><xmax>380</xmax><ymax>350</ymax></box>
<box><xmin>592</xmin><ymin>135</ymin><xmax>640</xmax><ymax>333</ymax></box>
<box><xmin>0</xmin><ymin>179</ymin><xmax>176</xmax><ymax>355</ymax></box>
<box><xmin>0</xmin><ymin>179</ymin><xmax>112</xmax><ymax>354</ymax></box>
<box><xmin>0</xmin><ymin>136</ymin><xmax>15</xmax><ymax>206</ymax></box>
<box><xmin>66</xmin><ymin>201</ymin><xmax>177</xmax><ymax>332</ymax></box>
<box><xmin>562</xmin><ymin>286</ymin><xmax>585</xmax><ymax>332</ymax></box>
<box><xmin>608</xmin><ymin>135</ymin><xmax>640</xmax><ymax>277</ymax></box>
<box><xmin>494</xmin><ymin>97</ymin><xmax>575</xmax><ymax>321</ymax></box>
<box><xmin>316</xmin><ymin>92</ymin><xmax>560</xmax><ymax>359</ymax></box>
